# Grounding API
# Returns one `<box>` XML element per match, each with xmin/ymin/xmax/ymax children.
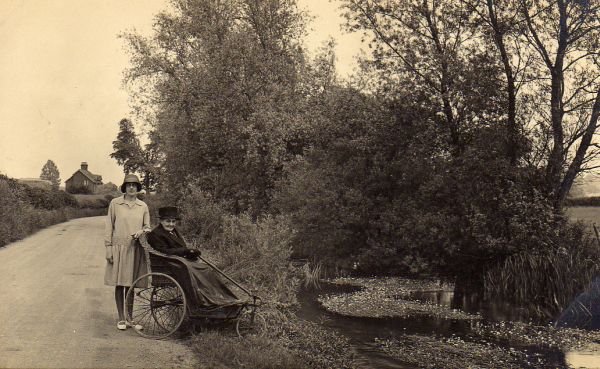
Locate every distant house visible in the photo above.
<box><xmin>65</xmin><ymin>162</ymin><xmax>103</xmax><ymax>194</ymax></box>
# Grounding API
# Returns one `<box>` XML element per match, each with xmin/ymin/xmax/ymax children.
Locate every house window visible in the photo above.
<box><xmin>84</xmin><ymin>179</ymin><xmax>88</xmax><ymax>186</ymax></box>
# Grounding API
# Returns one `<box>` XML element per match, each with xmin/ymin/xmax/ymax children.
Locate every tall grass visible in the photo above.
<box><xmin>484</xmin><ymin>223</ymin><xmax>600</xmax><ymax>318</ymax></box>
<box><xmin>190</xmin><ymin>330</ymin><xmax>306</xmax><ymax>369</ymax></box>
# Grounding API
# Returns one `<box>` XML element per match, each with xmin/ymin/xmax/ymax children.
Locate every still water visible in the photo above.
<box><xmin>296</xmin><ymin>282</ymin><xmax>600</xmax><ymax>368</ymax></box>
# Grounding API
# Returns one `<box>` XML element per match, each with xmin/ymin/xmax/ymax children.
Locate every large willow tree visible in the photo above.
<box><xmin>342</xmin><ymin>0</ymin><xmax>600</xmax><ymax>210</ymax></box>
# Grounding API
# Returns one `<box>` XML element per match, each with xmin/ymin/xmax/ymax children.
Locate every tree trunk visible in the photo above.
<box><xmin>487</xmin><ymin>0</ymin><xmax>518</xmax><ymax>165</ymax></box>
<box><xmin>556</xmin><ymin>89</ymin><xmax>600</xmax><ymax>208</ymax></box>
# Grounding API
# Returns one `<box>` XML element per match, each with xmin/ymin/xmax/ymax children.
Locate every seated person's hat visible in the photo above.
<box><xmin>158</xmin><ymin>206</ymin><xmax>181</xmax><ymax>220</ymax></box>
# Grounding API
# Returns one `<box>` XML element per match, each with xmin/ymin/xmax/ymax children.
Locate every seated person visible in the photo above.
<box><xmin>146</xmin><ymin>206</ymin><xmax>244</xmax><ymax>311</ymax></box>
<box><xmin>146</xmin><ymin>206</ymin><xmax>200</xmax><ymax>260</ymax></box>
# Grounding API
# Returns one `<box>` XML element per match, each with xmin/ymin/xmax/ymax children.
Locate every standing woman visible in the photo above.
<box><xmin>104</xmin><ymin>174</ymin><xmax>151</xmax><ymax>330</ymax></box>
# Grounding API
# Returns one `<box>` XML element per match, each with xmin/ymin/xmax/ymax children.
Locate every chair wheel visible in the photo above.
<box><xmin>235</xmin><ymin>307</ymin><xmax>265</xmax><ymax>337</ymax></box>
<box><xmin>126</xmin><ymin>272</ymin><xmax>187</xmax><ymax>339</ymax></box>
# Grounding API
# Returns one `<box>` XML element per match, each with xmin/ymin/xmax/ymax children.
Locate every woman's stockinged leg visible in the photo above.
<box><xmin>125</xmin><ymin>286</ymin><xmax>134</xmax><ymax>321</ymax></box>
<box><xmin>115</xmin><ymin>286</ymin><xmax>126</xmax><ymax>322</ymax></box>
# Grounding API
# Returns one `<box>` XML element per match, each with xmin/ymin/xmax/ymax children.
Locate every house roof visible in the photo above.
<box><xmin>67</xmin><ymin>169</ymin><xmax>102</xmax><ymax>184</ymax></box>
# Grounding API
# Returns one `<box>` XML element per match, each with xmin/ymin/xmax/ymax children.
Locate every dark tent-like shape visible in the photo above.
<box><xmin>555</xmin><ymin>276</ymin><xmax>600</xmax><ymax>330</ymax></box>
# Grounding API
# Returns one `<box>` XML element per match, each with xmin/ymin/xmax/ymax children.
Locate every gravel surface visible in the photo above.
<box><xmin>0</xmin><ymin>217</ymin><xmax>199</xmax><ymax>368</ymax></box>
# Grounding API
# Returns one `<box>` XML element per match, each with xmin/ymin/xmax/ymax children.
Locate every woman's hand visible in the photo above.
<box><xmin>105</xmin><ymin>246</ymin><xmax>113</xmax><ymax>264</ymax></box>
<box><xmin>131</xmin><ymin>229</ymin><xmax>148</xmax><ymax>239</ymax></box>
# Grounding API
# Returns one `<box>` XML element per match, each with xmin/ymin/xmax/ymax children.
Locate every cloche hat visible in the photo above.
<box><xmin>120</xmin><ymin>173</ymin><xmax>142</xmax><ymax>193</ymax></box>
<box><xmin>158</xmin><ymin>206</ymin><xmax>181</xmax><ymax>220</ymax></box>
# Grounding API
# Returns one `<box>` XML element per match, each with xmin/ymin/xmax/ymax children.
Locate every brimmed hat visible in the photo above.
<box><xmin>120</xmin><ymin>174</ymin><xmax>142</xmax><ymax>193</ymax></box>
<box><xmin>158</xmin><ymin>206</ymin><xmax>181</xmax><ymax>220</ymax></box>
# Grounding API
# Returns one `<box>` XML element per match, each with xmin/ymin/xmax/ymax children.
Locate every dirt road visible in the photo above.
<box><xmin>0</xmin><ymin>216</ymin><xmax>198</xmax><ymax>368</ymax></box>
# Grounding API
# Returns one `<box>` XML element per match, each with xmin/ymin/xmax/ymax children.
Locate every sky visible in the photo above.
<box><xmin>0</xmin><ymin>0</ymin><xmax>363</xmax><ymax>186</ymax></box>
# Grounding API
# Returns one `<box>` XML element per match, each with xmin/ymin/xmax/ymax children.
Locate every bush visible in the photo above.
<box><xmin>73</xmin><ymin>194</ymin><xmax>111</xmax><ymax>209</ymax></box>
<box><xmin>213</xmin><ymin>214</ymin><xmax>298</xmax><ymax>306</ymax></box>
<box><xmin>0</xmin><ymin>175</ymin><xmax>105</xmax><ymax>248</ymax></box>
<box><xmin>177</xmin><ymin>186</ymin><xmax>299</xmax><ymax>306</ymax></box>
<box><xmin>68</xmin><ymin>184</ymin><xmax>93</xmax><ymax>194</ymax></box>
<box><xmin>22</xmin><ymin>187</ymin><xmax>79</xmax><ymax>210</ymax></box>
<box><xmin>96</xmin><ymin>182</ymin><xmax>119</xmax><ymax>194</ymax></box>
<box><xmin>179</xmin><ymin>187</ymin><xmax>227</xmax><ymax>243</ymax></box>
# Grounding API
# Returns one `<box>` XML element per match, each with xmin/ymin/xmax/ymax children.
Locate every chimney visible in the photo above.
<box><xmin>81</xmin><ymin>162</ymin><xmax>88</xmax><ymax>171</ymax></box>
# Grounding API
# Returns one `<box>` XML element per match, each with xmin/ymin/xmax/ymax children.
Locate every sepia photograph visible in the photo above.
<box><xmin>1</xmin><ymin>0</ymin><xmax>600</xmax><ymax>368</ymax></box>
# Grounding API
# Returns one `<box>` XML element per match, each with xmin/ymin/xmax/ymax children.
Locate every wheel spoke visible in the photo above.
<box><xmin>127</xmin><ymin>273</ymin><xmax>187</xmax><ymax>339</ymax></box>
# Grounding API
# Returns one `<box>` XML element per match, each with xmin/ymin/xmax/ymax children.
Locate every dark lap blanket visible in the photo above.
<box><xmin>150</xmin><ymin>253</ymin><xmax>245</xmax><ymax>315</ymax></box>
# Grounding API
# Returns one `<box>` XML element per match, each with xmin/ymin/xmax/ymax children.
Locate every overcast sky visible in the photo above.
<box><xmin>0</xmin><ymin>0</ymin><xmax>362</xmax><ymax>186</ymax></box>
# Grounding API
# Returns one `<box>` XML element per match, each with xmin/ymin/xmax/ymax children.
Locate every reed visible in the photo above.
<box><xmin>484</xmin><ymin>229</ymin><xmax>600</xmax><ymax>319</ymax></box>
<box><xmin>302</xmin><ymin>261</ymin><xmax>324</xmax><ymax>290</ymax></box>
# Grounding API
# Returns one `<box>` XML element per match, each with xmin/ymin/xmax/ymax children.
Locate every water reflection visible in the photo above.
<box><xmin>297</xmin><ymin>281</ymin><xmax>575</xmax><ymax>368</ymax></box>
<box><xmin>566</xmin><ymin>343</ymin><xmax>600</xmax><ymax>369</ymax></box>
<box><xmin>407</xmin><ymin>290</ymin><xmax>533</xmax><ymax>323</ymax></box>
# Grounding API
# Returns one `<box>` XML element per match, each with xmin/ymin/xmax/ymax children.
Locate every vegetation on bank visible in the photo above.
<box><xmin>107</xmin><ymin>0</ymin><xmax>600</xmax><ymax>364</ymax></box>
<box><xmin>0</xmin><ymin>174</ymin><xmax>110</xmax><ymax>248</ymax></box>
<box><xmin>144</xmin><ymin>191</ymin><xmax>357</xmax><ymax>368</ymax></box>
<box><xmin>113</xmin><ymin>0</ymin><xmax>600</xmax><ymax>322</ymax></box>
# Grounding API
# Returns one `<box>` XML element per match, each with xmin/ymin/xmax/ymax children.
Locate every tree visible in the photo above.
<box><xmin>341</xmin><ymin>0</ymin><xmax>506</xmax><ymax>157</ymax></box>
<box><xmin>139</xmin><ymin>130</ymin><xmax>163</xmax><ymax>192</ymax></box>
<box><xmin>518</xmin><ymin>0</ymin><xmax>600</xmax><ymax>208</ymax></box>
<box><xmin>110</xmin><ymin>118</ymin><xmax>143</xmax><ymax>175</ymax></box>
<box><xmin>40</xmin><ymin>159</ymin><xmax>60</xmax><ymax>189</ymax></box>
<box><xmin>110</xmin><ymin>119</ymin><xmax>162</xmax><ymax>191</ymax></box>
<box><xmin>343</xmin><ymin>0</ymin><xmax>600</xmax><ymax>210</ymax></box>
<box><xmin>123</xmin><ymin>0</ymin><xmax>309</xmax><ymax>215</ymax></box>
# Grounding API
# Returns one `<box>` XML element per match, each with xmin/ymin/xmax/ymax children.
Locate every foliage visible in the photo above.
<box><xmin>72</xmin><ymin>194</ymin><xmax>112</xmax><ymax>209</ymax></box>
<box><xmin>22</xmin><ymin>186</ymin><xmax>79</xmax><ymax>210</ymax></box>
<box><xmin>178</xmin><ymin>186</ymin><xmax>227</xmax><ymax>243</ymax></box>
<box><xmin>118</xmin><ymin>0</ymin><xmax>599</xmax><ymax>316</ymax></box>
<box><xmin>340</xmin><ymin>0</ymin><xmax>507</xmax><ymax>157</ymax></box>
<box><xmin>111</xmin><ymin>118</ymin><xmax>143</xmax><ymax>174</ymax></box>
<box><xmin>178</xmin><ymin>186</ymin><xmax>298</xmax><ymax>305</ymax></box>
<box><xmin>66</xmin><ymin>184</ymin><xmax>93</xmax><ymax>194</ymax></box>
<box><xmin>123</xmin><ymin>0</ymin><xmax>311</xmax><ymax>216</ymax></box>
<box><xmin>39</xmin><ymin>159</ymin><xmax>61</xmax><ymax>189</ymax></box>
<box><xmin>341</xmin><ymin>0</ymin><xmax>600</xmax><ymax>210</ymax></box>
<box><xmin>95</xmin><ymin>182</ymin><xmax>119</xmax><ymax>194</ymax></box>
<box><xmin>213</xmin><ymin>213</ymin><xmax>298</xmax><ymax>306</ymax></box>
<box><xmin>1</xmin><ymin>174</ymin><xmax>78</xmax><ymax>210</ymax></box>
<box><xmin>0</xmin><ymin>174</ymin><xmax>105</xmax><ymax>247</ymax></box>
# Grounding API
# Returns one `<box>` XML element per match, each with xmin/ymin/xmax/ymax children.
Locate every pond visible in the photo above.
<box><xmin>296</xmin><ymin>281</ymin><xmax>600</xmax><ymax>368</ymax></box>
